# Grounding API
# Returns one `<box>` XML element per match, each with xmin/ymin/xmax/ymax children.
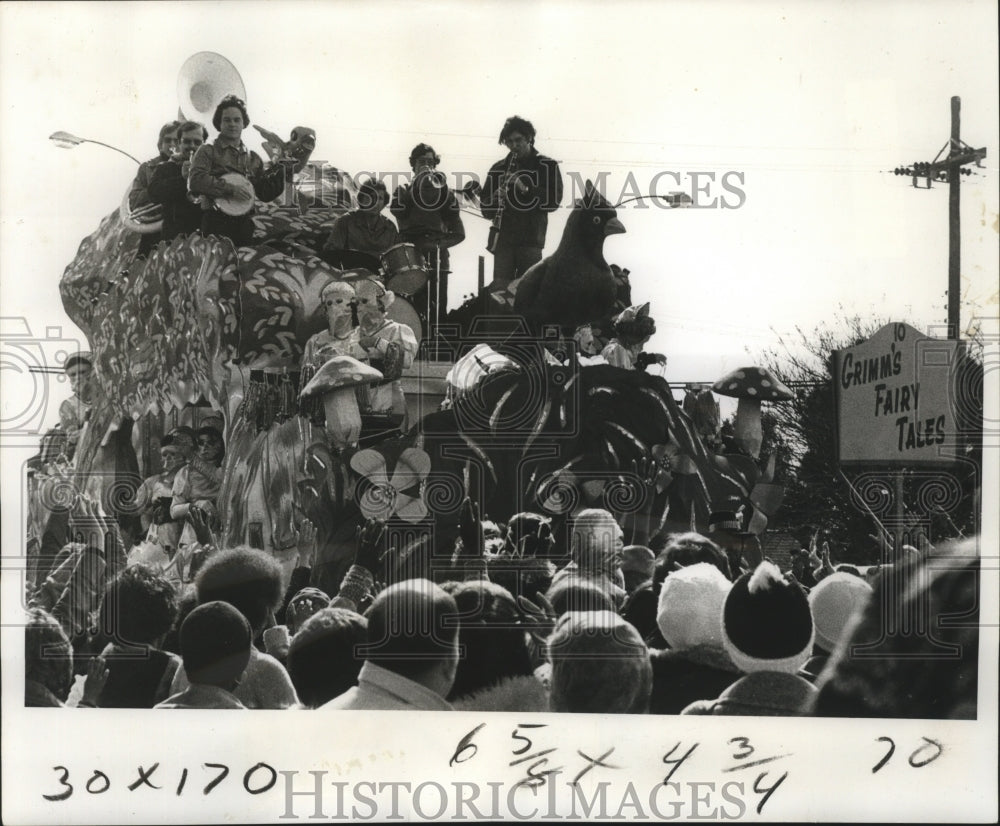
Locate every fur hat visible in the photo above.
<box><xmin>808</xmin><ymin>572</ymin><xmax>873</xmax><ymax>654</ymax></box>
<box><xmin>681</xmin><ymin>671</ymin><xmax>818</xmax><ymax>716</ymax></box>
<box><xmin>721</xmin><ymin>562</ymin><xmax>814</xmax><ymax>674</ymax></box>
<box><xmin>656</xmin><ymin>562</ymin><xmax>731</xmax><ymax>651</ymax></box>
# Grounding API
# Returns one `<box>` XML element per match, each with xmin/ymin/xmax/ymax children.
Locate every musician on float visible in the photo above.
<box><xmin>480</xmin><ymin>116</ymin><xmax>563</xmax><ymax>292</ymax></box>
<box><xmin>129</xmin><ymin>120</ymin><xmax>181</xmax><ymax>255</ymax></box>
<box><xmin>188</xmin><ymin>95</ymin><xmax>284</xmax><ymax>247</ymax></box>
<box><xmin>390</xmin><ymin>143</ymin><xmax>465</xmax><ymax>325</ymax></box>
<box><xmin>321</xmin><ymin>179</ymin><xmax>399</xmax><ymax>271</ymax></box>
<box><xmin>147</xmin><ymin>121</ymin><xmax>208</xmax><ymax>242</ymax></box>
<box><xmin>354</xmin><ymin>278</ymin><xmax>419</xmax><ymax>430</ymax></box>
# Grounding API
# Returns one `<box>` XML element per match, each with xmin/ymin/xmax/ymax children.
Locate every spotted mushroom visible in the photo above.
<box><xmin>300</xmin><ymin>355</ymin><xmax>383</xmax><ymax>451</ymax></box>
<box><xmin>711</xmin><ymin>366</ymin><xmax>793</xmax><ymax>458</ymax></box>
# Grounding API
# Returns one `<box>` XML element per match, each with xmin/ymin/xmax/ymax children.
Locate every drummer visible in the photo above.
<box><xmin>188</xmin><ymin>95</ymin><xmax>285</xmax><ymax>247</ymax></box>
<box><xmin>390</xmin><ymin>143</ymin><xmax>465</xmax><ymax>331</ymax></box>
<box><xmin>320</xmin><ymin>179</ymin><xmax>398</xmax><ymax>271</ymax></box>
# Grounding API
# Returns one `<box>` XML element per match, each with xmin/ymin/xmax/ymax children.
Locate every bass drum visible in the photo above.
<box><xmin>385</xmin><ymin>295</ymin><xmax>422</xmax><ymax>347</ymax></box>
<box><xmin>381</xmin><ymin>242</ymin><xmax>427</xmax><ymax>297</ymax></box>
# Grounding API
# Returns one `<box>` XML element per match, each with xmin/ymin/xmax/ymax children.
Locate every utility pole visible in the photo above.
<box><xmin>891</xmin><ymin>97</ymin><xmax>986</xmax><ymax>340</ymax></box>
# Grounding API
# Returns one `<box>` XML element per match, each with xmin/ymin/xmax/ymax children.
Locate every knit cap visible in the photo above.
<box><xmin>808</xmin><ymin>572</ymin><xmax>873</xmax><ymax>654</ymax></box>
<box><xmin>656</xmin><ymin>562</ymin><xmax>731</xmax><ymax>651</ymax></box>
<box><xmin>181</xmin><ymin>601</ymin><xmax>252</xmax><ymax>687</ymax></box>
<box><xmin>721</xmin><ymin>561</ymin><xmax>814</xmax><ymax>674</ymax></box>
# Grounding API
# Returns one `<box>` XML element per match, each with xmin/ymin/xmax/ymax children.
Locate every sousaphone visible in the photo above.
<box><xmin>177</xmin><ymin>51</ymin><xmax>246</xmax><ymax>127</ymax></box>
<box><xmin>121</xmin><ymin>53</ymin><xmax>248</xmax><ymax>234</ymax></box>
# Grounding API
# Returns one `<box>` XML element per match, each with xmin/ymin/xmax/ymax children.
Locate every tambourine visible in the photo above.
<box><xmin>214</xmin><ymin>172</ymin><xmax>255</xmax><ymax>216</ymax></box>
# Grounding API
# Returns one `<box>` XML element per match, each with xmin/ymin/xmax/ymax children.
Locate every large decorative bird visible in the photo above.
<box><xmin>513</xmin><ymin>180</ymin><xmax>625</xmax><ymax>336</ymax></box>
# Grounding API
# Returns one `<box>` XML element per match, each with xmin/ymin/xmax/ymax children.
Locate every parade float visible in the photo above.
<box><xmin>55</xmin><ymin>55</ymin><xmax>791</xmax><ymax>593</ymax></box>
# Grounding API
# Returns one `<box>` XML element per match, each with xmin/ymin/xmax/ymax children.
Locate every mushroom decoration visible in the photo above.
<box><xmin>300</xmin><ymin>355</ymin><xmax>383</xmax><ymax>451</ymax></box>
<box><xmin>711</xmin><ymin>367</ymin><xmax>793</xmax><ymax>459</ymax></box>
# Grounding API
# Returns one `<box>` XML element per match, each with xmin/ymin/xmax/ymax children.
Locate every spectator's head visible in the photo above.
<box><xmin>808</xmin><ymin>572</ymin><xmax>873</xmax><ymax>654</ymax></box>
<box><xmin>621</xmin><ymin>545</ymin><xmax>655</xmax><ymax>593</ymax></box>
<box><xmin>620</xmin><ymin>582</ymin><xmax>660</xmax><ymax>643</ymax></box>
<box><xmin>286</xmin><ymin>587</ymin><xmax>331</xmax><ymax>635</ymax></box>
<box><xmin>486</xmin><ymin>556</ymin><xmax>555</xmax><ymax>605</ymax></box>
<box><xmin>682</xmin><ymin>671</ymin><xmax>818</xmax><ymax>716</ymax></box>
<box><xmin>362</xmin><ymin>579</ymin><xmax>459</xmax><ymax>698</ymax></box>
<box><xmin>548</xmin><ymin>612</ymin><xmax>652</xmax><ymax>713</ymax></box>
<box><xmin>721</xmin><ymin>561</ymin><xmax>814</xmax><ymax>674</ymax></box>
<box><xmin>653</xmin><ymin>533</ymin><xmax>732</xmax><ymax>594</ymax></box>
<box><xmin>440</xmin><ymin>581</ymin><xmax>533</xmax><ymax>701</ymax></box>
<box><xmin>161</xmin><ymin>587</ymin><xmax>200</xmax><ymax>656</ymax></box>
<box><xmin>504</xmin><ymin>512</ymin><xmax>555</xmax><ymax>559</ymax></box>
<box><xmin>98</xmin><ymin>564</ymin><xmax>178</xmax><ymax>647</ymax></box>
<box><xmin>286</xmin><ymin>607</ymin><xmax>368</xmax><ymax>708</ymax></box>
<box><xmin>546</xmin><ymin>577</ymin><xmax>615</xmax><ymax>617</ymax></box>
<box><xmin>570</xmin><ymin>509</ymin><xmax>624</xmax><ymax>577</ymax></box>
<box><xmin>814</xmin><ymin>541</ymin><xmax>980</xmax><ymax>719</ymax></box>
<box><xmin>25</xmin><ymin>608</ymin><xmax>73</xmax><ymax>704</ymax></box>
<box><xmin>657</xmin><ymin>562</ymin><xmax>732</xmax><ymax>651</ymax></box>
<box><xmin>195</xmin><ymin>547</ymin><xmax>284</xmax><ymax>637</ymax></box>
<box><xmin>180</xmin><ymin>601</ymin><xmax>252</xmax><ymax>690</ymax></box>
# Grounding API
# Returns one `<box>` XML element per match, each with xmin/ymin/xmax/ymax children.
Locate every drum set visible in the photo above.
<box><xmin>337</xmin><ymin>240</ymin><xmax>447</xmax><ymax>349</ymax></box>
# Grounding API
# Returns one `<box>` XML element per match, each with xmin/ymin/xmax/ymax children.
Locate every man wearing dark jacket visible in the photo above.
<box><xmin>148</xmin><ymin>121</ymin><xmax>207</xmax><ymax>242</ymax></box>
<box><xmin>480</xmin><ymin>116</ymin><xmax>563</xmax><ymax>292</ymax></box>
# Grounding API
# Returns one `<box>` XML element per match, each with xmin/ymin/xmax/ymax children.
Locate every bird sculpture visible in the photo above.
<box><xmin>513</xmin><ymin>180</ymin><xmax>625</xmax><ymax>338</ymax></box>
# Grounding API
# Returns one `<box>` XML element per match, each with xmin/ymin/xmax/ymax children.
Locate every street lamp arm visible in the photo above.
<box><xmin>49</xmin><ymin>131</ymin><xmax>141</xmax><ymax>164</ymax></box>
<box><xmin>82</xmin><ymin>139</ymin><xmax>141</xmax><ymax>165</ymax></box>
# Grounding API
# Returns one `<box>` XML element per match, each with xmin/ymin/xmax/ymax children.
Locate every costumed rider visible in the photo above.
<box><xmin>58</xmin><ymin>352</ymin><xmax>95</xmax><ymax>464</ymax></box>
<box><xmin>390</xmin><ymin>143</ymin><xmax>465</xmax><ymax>332</ymax></box>
<box><xmin>301</xmin><ymin>281</ymin><xmax>364</xmax><ymax>374</ymax></box>
<box><xmin>188</xmin><ymin>95</ymin><xmax>285</xmax><ymax>247</ymax></box>
<box><xmin>300</xmin><ymin>279</ymin><xmax>363</xmax><ymax>423</ymax></box>
<box><xmin>600</xmin><ymin>302</ymin><xmax>667</xmax><ymax>371</ymax></box>
<box><xmin>354</xmin><ymin>278</ymin><xmax>419</xmax><ymax>431</ymax></box>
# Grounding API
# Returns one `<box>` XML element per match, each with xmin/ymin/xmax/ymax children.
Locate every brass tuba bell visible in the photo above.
<box><xmin>176</xmin><ymin>51</ymin><xmax>246</xmax><ymax>127</ymax></box>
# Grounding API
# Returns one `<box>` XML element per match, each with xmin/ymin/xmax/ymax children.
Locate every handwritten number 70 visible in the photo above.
<box><xmin>872</xmin><ymin>737</ymin><xmax>943</xmax><ymax>773</ymax></box>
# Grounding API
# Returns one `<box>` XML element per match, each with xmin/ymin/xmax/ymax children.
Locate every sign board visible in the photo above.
<box><xmin>834</xmin><ymin>322</ymin><xmax>963</xmax><ymax>465</ymax></box>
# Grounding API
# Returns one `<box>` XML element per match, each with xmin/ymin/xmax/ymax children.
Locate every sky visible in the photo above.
<box><xmin>0</xmin><ymin>0</ymin><xmax>997</xmax><ymax>431</ymax></box>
